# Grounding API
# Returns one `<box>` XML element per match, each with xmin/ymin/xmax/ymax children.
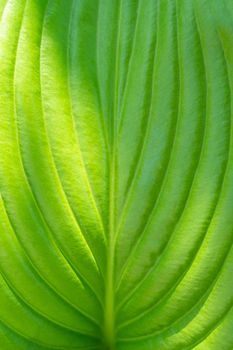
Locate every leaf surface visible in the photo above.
<box><xmin>0</xmin><ymin>0</ymin><xmax>233</xmax><ymax>349</ymax></box>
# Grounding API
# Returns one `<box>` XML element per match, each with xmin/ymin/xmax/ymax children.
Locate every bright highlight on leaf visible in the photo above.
<box><xmin>0</xmin><ymin>0</ymin><xmax>233</xmax><ymax>349</ymax></box>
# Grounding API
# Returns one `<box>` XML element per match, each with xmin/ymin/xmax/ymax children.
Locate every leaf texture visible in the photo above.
<box><xmin>0</xmin><ymin>0</ymin><xmax>233</xmax><ymax>349</ymax></box>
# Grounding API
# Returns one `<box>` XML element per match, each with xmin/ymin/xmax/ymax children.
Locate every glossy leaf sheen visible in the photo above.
<box><xmin>0</xmin><ymin>0</ymin><xmax>233</xmax><ymax>349</ymax></box>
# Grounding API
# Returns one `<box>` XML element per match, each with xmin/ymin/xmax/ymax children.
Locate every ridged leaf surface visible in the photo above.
<box><xmin>0</xmin><ymin>0</ymin><xmax>233</xmax><ymax>349</ymax></box>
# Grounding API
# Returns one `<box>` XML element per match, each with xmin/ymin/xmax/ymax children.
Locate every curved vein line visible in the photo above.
<box><xmin>115</xmin><ymin>9</ymin><xmax>206</xmax><ymax>315</ymax></box>
<box><xmin>182</xmin><ymin>288</ymin><xmax>233</xmax><ymax>349</ymax></box>
<box><xmin>95</xmin><ymin>1</ymin><xmax>111</xmax><ymax>154</ymax></box>
<box><xmin>115</xmin><ymin>0</ymin><xmax>183</xmax><ymax>294</ymax></box>
<box><xmin>117</xmin><ymin>288</ymin><xmax>233</xmax><ymax>344</ymax></box>
<box><xmin>1</xmin><ymin>319</ymin><xmax>101</xmax><ymax>350</ymax></box>
<box><xmin>147</xmin><ymin>13</ymin><xmax>233</xmax><ymax>340</ymax></box>
<box><xmin>0</xmin><ymin>318</ymin><xmax>94</xmax><ymax>350</ymax></box>
<box><xmin>180</xmin><ymin>14</ymin><xmax>233</xmax><ymax>350</ymax></box>
<box><xmin>67</xmin><ymin>0</ymin><xmax>107</xmax><ymax>241</ymax></box>
<box><xmin>95</xmin><ymin>0</ymin><xmax>111</xmax><ymax>182</ymax></box>
<box><xmin>118</xmin><ymin>205</ymin><xmax>233</xmax><ymax>339</ymax></box>
<box><xmin>1</xmin><ymin>321</ymin><xmax>103</xmax><ymax>350</ymax></box>
<box><xmin>0</xmin><ymin>309</ymin><xmax>82</xmax><ymax>350</ymax></box>
<box><xmin>103</xmin><ymin>0</ymin><xmax>124</xmax><ymax>346</ymax></box>
<box><xmin>119</xmin><ymin>224</ymin><xmax>233</xmax><ymax>343</ymax></box>
<box><xmin>181</xmin><ymin>251</ymin><xmax>233</xmax><ymax>350</ymax></box>
<box><xmin>115</xmin><ymin>0</ymin><xmax>208</xmax><ymax>318</ymax></box>
<box><xmin>95</xmin><ymin>2</ymin><xmax>112</xmax><ymax>250</ymax></box>
<box><xmin>116</xmin><ymin>0</ymin><xmax>159</xmax><ymax>245</ymax></box>
<box><xmin>0</xmin><ymin>264</ymin><xmax>100</xmax><ymax>340</ymax></box>
<box><xmin>9</xmin><ymin>0</ymin><xmax>102</xmax><ymax>325</ymax></box>
<box><xmin>40</xmin><ymin>0</ymin><xmax>102</xmax><ymax>274</ymax></box>
<box><xmin>114</xmin><ymin>0</ymin><xmax>158</xmax><ymax>245</ymax></box>
<box><xmin>117</xmin><ymin>0</ymin><xmax>141</xmax><ymax>128</ymax></box>
<box><xmin>38</xmin><ymin>0</ymin><xmax>105</xmax><ymax>304</ymax></box>
<box><xmin>127</xmin><ymin>227</ymin><xmax>233</xmax><ymax>342</ymax></box>
<box><xmin>0</xmin><ymin>194</ymin><xmax>101</xmax><ymax>329</ymax></box>
<box><xmin>117</xmin><ymin>2</ymin><xmax>231</xmax><ymax>331</ymax></box>
<box><xmin>95</xmin><ymin>0</ymin><xmax>111</xmax><ymax>154</ymax></box>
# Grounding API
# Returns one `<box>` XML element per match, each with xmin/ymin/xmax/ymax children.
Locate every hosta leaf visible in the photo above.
<box><xmin>0</xmin><ymin>0</ymin><xmax>233</xmax><ymax>349</ymax></box>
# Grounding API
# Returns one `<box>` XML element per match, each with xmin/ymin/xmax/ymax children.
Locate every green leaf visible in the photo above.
<box><xmin>0</xmin><ymin>0</ymin><xmax>233</xmax><ymax>349</ymax></box>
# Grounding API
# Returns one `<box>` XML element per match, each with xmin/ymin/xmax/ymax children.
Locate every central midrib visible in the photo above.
<box><xmin>103</xmin><ymin>1</ymin><xmax>123</xmax><ymax>349</ymax></box>
<box><xmin>104</xmin><ymin>152</ymin><xmax>117</xmax><ymax>349</ymax></box>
